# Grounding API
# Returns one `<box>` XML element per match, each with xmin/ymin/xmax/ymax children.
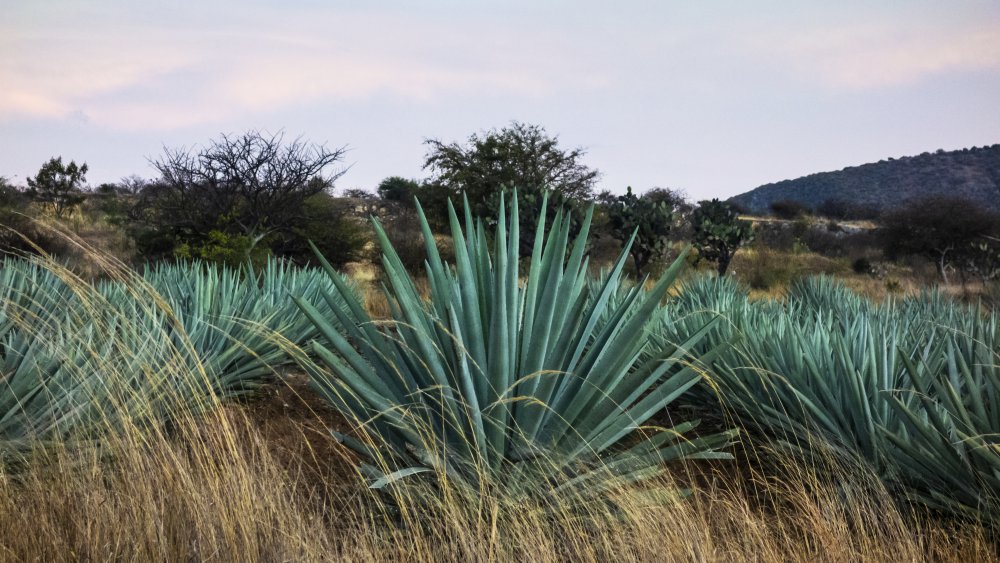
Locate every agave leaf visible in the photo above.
<box><xmin>299</xmin><ymin>193</ymin><xmax>734</xmax><ymax>497</ymax></box>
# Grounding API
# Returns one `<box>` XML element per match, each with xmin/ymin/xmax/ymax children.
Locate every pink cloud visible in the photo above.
<box><xmin>749</xmin><ymin>21</ymin><xmax>1000</xmax><ymax>90</ymax></box>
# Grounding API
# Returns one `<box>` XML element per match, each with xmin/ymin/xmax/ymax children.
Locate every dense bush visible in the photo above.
<box><xmin>603</xmin><ymin>187</ymin><xmax>686</xmax><ymax>277</ymax></box>
<box><xmin>0</xmin><ymin>182</ymin><xmax>66</xmax><ymax>258</ymax></box>
<box><xmin>880</xmin><ymin>195</ymin><xmax>1000</xmax><ymax>283</ymax></box>
<box><xmin>275</xmin><ymin>192</ymin><xmax>369</xmax><ymax>268</ymax></box>
<box><xmin>174</xmin><ymin>230</ymin><xmax>273</xmax><ymax>269</ymax></box>
<box><xmin>769</xmin><ymin>199</ymin><xmax>810</xmax><ymax>220</ymax></box>
<box><xmin>742</xmin><ymin>246</ymin><xmax>800</xmax><ymax>290</ymax></box>
<box><xmin>119</xmin><ymin>131</ymin><xmax>360</xmax><ymax>267</ymax></box>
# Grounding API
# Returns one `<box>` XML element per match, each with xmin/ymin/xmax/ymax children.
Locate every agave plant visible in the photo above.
<box><xmin>0</xmin><ymin>257</ymin><xmax>352</xmax><ymax>452</ymax></box>
<box><xmin>296</xmin><ymin>194</ymin><xmax>735</xmax><ymax>495</ymax></box>
<box><xmin>884</xmin><ymin>310</ymin><xmax>1000</xmax><ymax>519</ymax></box>
<box><xmin>0</xmin><ymin>259</ymin><xmax>191</xmax><ymax>448</ymax></box>
<box><xmin>132</xmin><ymin>259</ymin><xmax>355</xmax><ymax>396</ymax></box>
<box><xmin>659</xmin><ymin>274</ymin><xmax>1000</xmax><ymax>522</ymax></box>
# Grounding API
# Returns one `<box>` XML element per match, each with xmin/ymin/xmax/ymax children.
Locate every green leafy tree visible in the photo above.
<box><xmin>26</xmin><ymin>157</ymin><xmax>88</xmax><ymax>218</ymax></box>
<box><xmin>376</xmin><ymin>176</ymin><xmax>420</xmax><ymax>204</ymax></box>
<box><xmin>605</xmin><ymin>187</ymin><xmax>685</xmax><ymax>277</ymax></box>
<box><xmin>691</xmin><ymin>199</ymin><xmax>754</xmax><ymax>276</ymax></box>
<box><xmin>423</xmin><ymin>122</ymin><xmax>599</xmax><ymax>250</ymax></box>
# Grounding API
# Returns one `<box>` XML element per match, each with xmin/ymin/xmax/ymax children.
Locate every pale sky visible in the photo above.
<box><xmin>2</xmin><ymin>1</ymin><xmax>999</xmax><ymax>199</ymax></box>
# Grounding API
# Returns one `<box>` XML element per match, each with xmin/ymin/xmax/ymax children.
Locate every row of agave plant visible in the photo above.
<box><xmin>1</xmin><ymin>193</ymin><xmax>997</xmax><ymax>524</ymax></box>
<box><xmin>657</xmin><ymin>274</ymin><xmax>1000</xmax><ymax>522</ymax></box>
<box><xmin>0</xmin><ymin>194</ymin><xmax>738</xmax><ymax>506</ymax></box>
<box><xmin>0</xmin><ymin>257</ymin><xmax>352</xmax><ymax>450</ymax></box>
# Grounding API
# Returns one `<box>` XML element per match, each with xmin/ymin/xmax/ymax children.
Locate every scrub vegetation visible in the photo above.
<box><xmin>2</xmin><ymin>127</ymin><xmax>999</xmax><ymax>560</ymax></box>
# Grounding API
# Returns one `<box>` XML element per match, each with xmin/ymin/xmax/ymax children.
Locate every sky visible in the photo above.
<box><xmin>1</xmin><ymin>1</ymin><xmax>999</xmax><ymax>200</ymax></box>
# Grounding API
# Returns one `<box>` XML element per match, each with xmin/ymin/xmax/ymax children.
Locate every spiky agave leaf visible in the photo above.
<box><xmin>659</xmin><ymin>274</ymin><xmax>1000</xmax><ymax>523</ymax></box>
<box><xmin>0</xmin><ymin>256</ymin><xmax>354</xmax><ymax>454</ymax></box>
<box><xmin>297</xmin><ymin>193</ymin><xmax>735</xmax><ymax>497</ymax></box>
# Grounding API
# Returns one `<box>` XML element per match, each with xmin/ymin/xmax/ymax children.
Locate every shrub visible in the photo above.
<box><xmin>604</xmin><ymin>186</ymin><xmax>684</xmax><ymax>277</ymax></box>
<box><xmin>276</xmin><ymin>192</ymin><xmax>369</xmax><ymax>268</ymax></box>
<box><xmin>852</xmin><ymin>257</ymin><xmax>873</xmax><ymax>275</ymax></box>
<box><xmin>174</xmin><ymin>230</ymin><xmax>272</xmax><ymax>269</ymax></box>
<box><xmin>690</xmin><ymin>199</ymin><xmax>754</xmax><ymax>276</ymax></box>
<box><xmin>770</xmin><ymin>199</ymin><xmax>810</xmax><ymax>220</ymax></box>
<box><xmin>744</xmin><ymin>247</ymin><xmax>799</xmax><ymax>290</ymax></box>
<box><xmin>880</xmin><ymin>196</ymin><xmax>1000</xmax><ymax>284</ymax></box>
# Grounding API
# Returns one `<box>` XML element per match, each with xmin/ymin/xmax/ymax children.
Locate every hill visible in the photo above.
<box><xmin>729</xmin><ymin>144</ymin><xmax>1000</xmax><ymax>214</ymax></box>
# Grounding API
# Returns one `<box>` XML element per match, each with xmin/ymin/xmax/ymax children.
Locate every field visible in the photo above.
<box><xmin>0</xmin><ymin>204</ymin><xmax>998</xmax><ymax>562</ymax></box>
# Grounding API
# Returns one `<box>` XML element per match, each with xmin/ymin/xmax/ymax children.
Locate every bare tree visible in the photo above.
<box><xmin>150</xmin><ymin>130</ymin><xmax>348</xmax><ymax>252</ymax></box>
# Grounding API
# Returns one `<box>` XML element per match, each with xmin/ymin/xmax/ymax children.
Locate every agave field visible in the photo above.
<box><xmin>659</xmin><ymin>274</ymin><xmax>1000</xmax><ymax>522</ymax></box>
<box><xmin>0</xmin><ymin>257</ymin><xmax>352</xmax><ymax>449</ymax></box>
<box><xmin>0</xmin><ymin>196</ymin><xmax>998</xmax><ymax>558</ymax></box>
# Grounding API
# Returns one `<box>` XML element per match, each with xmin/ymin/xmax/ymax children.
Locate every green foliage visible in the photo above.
<box><xmin>277</xmin><ymin>192</ymin><xmax>368</xmax><ymax>268</ymax></box>
<box><xmin>605</xmin><ymin>187</ymin><xmax>683</xmax><ymax>277</ymax></box>
<box><xmin>659</xmin><ymin>275</ymin><xmax>1000</xmax><ymax>522</ymax></box>
<box><xmin>376</xmin><ymin>176</ymin><xmax>420</xmax><ymax>203</ymax></box>
<box><xmin>174</xmin><ymin>230</ymin><xmax>273</xmax><ymax>269</ymax></box>
<box><xmin>690</xmin><ymin>199</ymin><xmax>753</xmax><ymax>276</ymax></box>
<box><xmin>296</xmin><ymin>194</ymin><xmax>734</xmax><ymax>496</ymax></box>
<box><xmin>146</xmin><ymin>130</ymin><xmax>348</xmax><ymax>259</ymax></box>
<box><xmin>0</xmin><ymin>177</ymin><xmax>18</xmax><ymax>205</ymax></box>
<box><xmin>0</xmin><ymin>257</ymin><xmax>353</xmax><ymax>452</ymax></box>
<box><xmin>423</xmin><ymin>122</ymin><xmax>598</xmax><ymax>249</ymax></box>
<box><xmin>0</xmin><ymin>180</ymin><xmax>63</xmax><ymax>258</ymax></box>
<box><xmin>26</xmin><ymin>157</ymin><xmax>88</xmax><ymax>218</ymax></box>
<box><xmin>743</xmin><ymin>247</ymin><xmax>800</xmax><ymax>290</ymax></box>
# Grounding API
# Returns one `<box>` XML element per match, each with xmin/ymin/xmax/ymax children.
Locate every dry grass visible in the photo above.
<box><xmin>0</xmin><ymin>380</ymin><xmax>992</xmax><ymax>562</ymax></box>
<box><xmin>344</xmin><ymin>260</ymin><xmax>433</xmax><ymax>318</ymax></box>
<box><xmin>0</xmin><ymin>235</ymin><xmax>995</xmax><ymax>561</ymax></box>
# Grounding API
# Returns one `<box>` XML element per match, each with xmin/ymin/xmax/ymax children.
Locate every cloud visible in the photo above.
<box><xmin>0</xmin><ymin>8</ymin><xmax>594</xmax><ymax>130</ymax></box>
<box><xmin>748</xmin><ymin>20</ymin><xmax>1000</xmax><ymax>90</ymax></box>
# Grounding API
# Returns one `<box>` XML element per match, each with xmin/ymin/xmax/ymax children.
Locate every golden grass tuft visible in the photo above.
<box><xmin>0</xmin><ymin>392</ymin><xmax>992</xmax><ymax>562</ymax></box>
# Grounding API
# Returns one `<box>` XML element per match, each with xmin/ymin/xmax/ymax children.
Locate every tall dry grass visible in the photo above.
<box><xmin>0</xmin><ymin>241</ymin><xmax>994</xmax><ymax>561</ymax></box>
<box><xmin>0</xmin><ymin>395</ymin><xmax>992</xmax><ymax>562</ymax></box>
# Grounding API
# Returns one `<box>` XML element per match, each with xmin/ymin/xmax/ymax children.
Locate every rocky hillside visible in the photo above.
<box><xmin>730</xmin><ymin>144</ymin><xmax>1000</xmax><ymax>214</ymax></box>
